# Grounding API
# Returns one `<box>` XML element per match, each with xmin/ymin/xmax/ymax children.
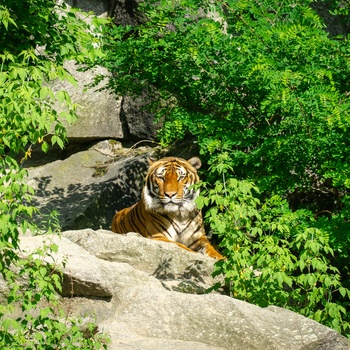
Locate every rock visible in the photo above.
<box><xmin>15</xmin><ymin>230</ymin><xmax>349</xmax><ymax>350</ymax></box>
<box><xmin>311</xmin><ymin>1</ymin><xmax>350</xmax><ymax>37</ymax></box>
<box><xmin>108</xmin><ymin>0</ymin><xmax>145</xmax><ymax>26</ymax></box>
<box><xmin>53</xmin><ymin>60</ymin><xmax>124</xmax><ymax>141</ymax></box>
<box><xmin>26</xmin><ymin>141</ymin><xmax>164</xmax><ymax>230</ymax></box>
<box><xmin>66</xmin><ymin>0</ymin><xmax>110</xmax><ymax>16</ymax></box>
<box><xmin>62</xmin><ymin>229</ymin><xmax>221</xmax><ymax>293</ymax></box>
<box><xmin>19</xmin><ymin>235</ymin><xmax>114</xmax><ymax>298</ymax></box>
<box><xmin>106</xmin><ymin>285</ymin><xmax>347</xmax><ymax>350</ymax></box>
<box><xmin>24</xmin><ymin>140</ymin><xmax>200</xmax><ymax>231</ymax></box>
<box><xmin>53</xmin><ymin>60</ymin><xmax>160</xmax><ymax>144</ymax></box>
<box><xmin>50</xmin><ymin>1</ymin><xmax>160</xmax><ymax>145</ymax></box>
<box><xmin>51</xmin><ymin>1</ymin><xmax>125</xmax><ymax>143</ymax></box>
<box><xmin>120</xmin><ymin>95</ymin><xmax>161</xmax><ymax>142</ymax></box>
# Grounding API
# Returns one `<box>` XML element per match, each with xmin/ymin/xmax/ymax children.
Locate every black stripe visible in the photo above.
<box><xmin>129</xmin><ymin>204</ymin><xmax>143</xmax><ymax>233</ymax></box>
<box><xmin>137</xmin><ymin>203</ymin><xmax>147</xmax><ymax>226</ymax></box>
<box><xmin>119</xmin><ymin>217</ymin><xmax>128</xmax><ymax>233</ymax></box>
<box><xmin>134</xmin><ymin>203</ymin><xmax>147</xmax><ymax>233</ymax></box>
<box><xmin>163</xmin><ymin>214</ymin><xmax>183</xmax><ymax>234</ymax></box>
<box><xmin>191</xmin><ymin>223</ymin><xmax>203</xmax><ymax>236</ymax></box>
<box><xmin>149</xmin><ymin>212</ymin><xmax>170</xmax><ymax>233</ymax></box>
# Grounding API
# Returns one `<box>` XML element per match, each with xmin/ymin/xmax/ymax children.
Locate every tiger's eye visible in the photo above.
<box><xmin>177</xmin><ymin>170</ymin><xmax>186</xmax><ymax>180</ymax></box>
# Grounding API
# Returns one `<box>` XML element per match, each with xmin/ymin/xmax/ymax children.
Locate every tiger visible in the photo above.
<box><xmin>111</xmin><ymin>156</ymin><xmax>224</xmax><ymax>260</ymax></box>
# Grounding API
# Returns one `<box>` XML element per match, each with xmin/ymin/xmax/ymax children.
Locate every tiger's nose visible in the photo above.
<box><xmin>165</xmin><ymin>191</ymin><xmax>177</xmax><ymax>198</ymax></box>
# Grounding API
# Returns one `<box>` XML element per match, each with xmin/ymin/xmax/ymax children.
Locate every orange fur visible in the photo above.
<box><xmin>111</xmin><ymin>157</ymin><xmax>224</xmax><ymax>260</ymax></box>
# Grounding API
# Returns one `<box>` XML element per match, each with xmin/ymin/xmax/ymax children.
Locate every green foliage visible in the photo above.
<box><xmin>1</xmin><ymin>230</ymin><xmax>109</xmax><ymax>349</ymax></box>
<box><xmin>98</xmin><ymin>0</ymin><xmax>350</xmax><ymax>196</ymax></box>
<box><xmin>0</xmin><ymin>0</ymin><xmax>104</xmax><ymax>160</ymax></box>
<box><xmin>92</xmin><ymin>0</ymin><xmax>350</xmax><ymax>337</ymax></box>
<box><xmin>0</xmin><ymin>0</ymin><xmax>109</xmax><ymax>348</ymax></box>
<box><xmin>197</xmin><ymin>176</ymin><xmax>350</xmax><ymax>335</ymax></box>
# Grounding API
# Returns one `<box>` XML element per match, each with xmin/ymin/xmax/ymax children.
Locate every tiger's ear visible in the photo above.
<box><xmin>188</xmin><ymin>157</ymin><xmax>202</xmax><ymax>170</ymax></box>
<box><xmin>148</xmin><ymin>157</ymin><xmax>156</xmax><ymax>165</ymax></box>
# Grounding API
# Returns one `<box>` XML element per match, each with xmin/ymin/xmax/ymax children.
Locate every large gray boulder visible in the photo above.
<box><xmin>17</xmin><ymin>230</ymin><xmax>349</xmax><ymax>350</ymax></box>
<box><xmin>53</xmin><ymin>60</ymin><xmax>159</xmax><ymax>143</ymax></box>
<box><xmin>25</xmin><ymin>140</ymin><xmax>199</xmax><ymax>231</ymax></box>
<box><xmin>62</xmin><ymin>229</ymin><xmax>222</xmax><ymax>293</ymax></box>
<box><xmin>26</xmin><ymin>141</ymin><xmax>163</xmax><ymax>230</ymax></box>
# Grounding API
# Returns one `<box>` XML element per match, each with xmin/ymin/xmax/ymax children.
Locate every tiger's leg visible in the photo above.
<box><xmin>189</xmin><ymin>236</ymin><xmax>224</xmax><ymax>260</ymax></box>
<box><xmin>150</xmin><ymin>234</ymin><xmax>196</xmax><ymax>253</ymax></box>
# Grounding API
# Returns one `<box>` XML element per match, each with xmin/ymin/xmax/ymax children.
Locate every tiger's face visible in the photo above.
<box><xmin>143</xmin><ymin>157</ymin><xmax>202</xmax><ymax>218</ymax></box>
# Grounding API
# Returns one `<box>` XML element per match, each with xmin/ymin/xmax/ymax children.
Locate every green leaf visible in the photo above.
<box><xmin>56</xmin><ymin>90</ymin><xmax>66</xmax><ymax>103</ymax></box>
<box><xmin>40</xmin><ymin>86</ymin><xmax>50</xmax><ymax>100</ymax></box>
<box><xmin>339</xmin><ymin>287</ymin><xmax>347</xmax><ymax>298</ymax></box>
<box><xmin>41</xmin><ymin>141</ymin><xmax>49</xmax><ymax>153</ymax></box>
<box><xmin>2</xmin><ymin>318</ymin><xmax>21</xmax><ymax>331</ymax></box>
<box><xmin>51</xmin><ymin>135</ymin><xmax>64</xmax><ymax>149</ymax></box>
<box><xmin>0</xmin><ymin>72</ymin><xmax>8</xmax><ymax>84</ymax></box>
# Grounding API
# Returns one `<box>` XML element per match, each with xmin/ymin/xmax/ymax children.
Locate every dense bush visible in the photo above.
<box><xmin>0</xmin><ymin>1</ymin><xmax>108</xmax><ymax>348</ymax></box>
<box><xmin>97</xmin><ymin>0</ymin><xmax>350</xmax><ymax>336</ymax></box>
<box><xmin>197</xmin><ymin>177</ymin><xmax>349</xmax><ymax>334</ymax></box>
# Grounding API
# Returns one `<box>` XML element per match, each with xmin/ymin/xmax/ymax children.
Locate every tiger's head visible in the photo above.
<box><xmin>143</xmin><ymin>156</ymin><xmax>202</xmax><ymax>218</ymax></box>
